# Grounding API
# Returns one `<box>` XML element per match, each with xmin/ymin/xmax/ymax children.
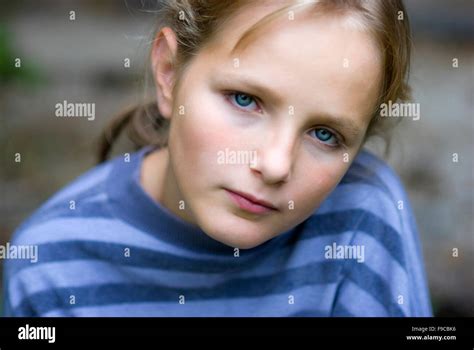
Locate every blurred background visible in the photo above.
<box><xmin>0</xmin><ymin>0</ymin><xmax>473</xmax><ymax>316</ymax></box>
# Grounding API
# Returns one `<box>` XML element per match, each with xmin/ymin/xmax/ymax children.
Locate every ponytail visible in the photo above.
<box><xmin>96</xmin><ymin>102</ymin><xmax>169</xmax><ymax>163</ymax></box>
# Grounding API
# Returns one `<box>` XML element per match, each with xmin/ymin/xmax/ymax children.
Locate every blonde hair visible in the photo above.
<box><xmin>97</xmin><ymin>0</ymin><xmax>411</xmax><ymax>162</ymax></box>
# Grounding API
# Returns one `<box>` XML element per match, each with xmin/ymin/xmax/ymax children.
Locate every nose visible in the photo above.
<box><xmin>250</xmin><ymin>128</ymin><xmax>296</xmax><ymax>185</ymax></box>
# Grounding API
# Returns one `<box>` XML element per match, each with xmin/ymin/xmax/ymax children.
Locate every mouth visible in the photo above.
<box><xmin>224</xmin><ymin>188</ymin><xmax>278</xmax><ymax>215</ymax></box>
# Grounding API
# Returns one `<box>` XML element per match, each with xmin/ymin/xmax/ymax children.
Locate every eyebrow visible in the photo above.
<box><xmin>213</xmin><ymin>70</ymin><xmax>286</xmax><ymax>104</ymax></box>
<box><xmin>212</xmin><ymin>70</ymin><xmax>364</xmax><ymax>141</ymax></box>
<box><xmin>312</xmin><ymin>113</ymin><xmax>363</xmax><ymax>141</ymax></box>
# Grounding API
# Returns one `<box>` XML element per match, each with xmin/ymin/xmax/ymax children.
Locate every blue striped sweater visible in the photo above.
<box><xmin>3</xmin><ymin>147</ymin><xmax>432</xmax><ymax>316</ymax></box>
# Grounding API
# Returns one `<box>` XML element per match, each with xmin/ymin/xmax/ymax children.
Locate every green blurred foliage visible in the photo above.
<box><xmin>0</xmin><ymin>24</ymin><xmax>43</xmax><ymax>86</ymax></box>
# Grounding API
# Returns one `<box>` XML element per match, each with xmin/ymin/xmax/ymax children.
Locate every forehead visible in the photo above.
<box><xmin>196</xmin><ymin>2</ymin><xmax>383</xmax><ymax>127</ymax></box>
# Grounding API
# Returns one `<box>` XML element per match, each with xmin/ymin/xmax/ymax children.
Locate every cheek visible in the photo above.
<box><xmin>289</xmin><ymin>157</ymin><xmax>350</xmax><ymax>216</ymax></box>
<box><xmin>169</xmin><ymin>89</ymin><xmax>245</xmax><ymax>189</ymax></box>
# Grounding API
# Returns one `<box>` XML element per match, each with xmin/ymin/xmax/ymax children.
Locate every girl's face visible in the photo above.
<box><xmin>153</xmin><ymin>3</ymin><xmax>382</xmax><ymax>249</ymax></box>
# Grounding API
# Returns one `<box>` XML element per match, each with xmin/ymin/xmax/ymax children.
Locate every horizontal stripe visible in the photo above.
<box><xmin>13</xmin><ymin>259</ymin><xmax>401</xmax><ymax>317</ymax></box>
<box><xmin>10</xmin><ymin>219</ymin><xmax>405</xmax><ymax>280</ymax></box>
<box><xmin>342</xmin><ymin>159</ymin><xmax>392</xmax><ymax>192</ymax></box>
<box><xmin>9</xmin><ymin>217</ymin><xmax>238</xmax><ymax>261</ymax></box>
<box><xmin>318</xmin><ymin>183</ymin><xmax>402</xmax><ymax>231</ymax></box>
<box><xmin>304</xmin><ymin>209</ymin><xmax>406</xmax><ymax>268</ymax></box>
<box><xmin>11</xmin><ymin>207</ymin><xmax>406</xmax><ymax>274</ymax></box>
<box><xmin>14</xmin><ymin>192</ymin><xmax>113</xmax><ymax>246</ymax></box>
<box><xmin>343</xmin><ymin>262</ymin><xmax>406</xmax><ymax>316</ymax></box>
<box><xmin>42</xmin><ymin>285</ymin><xmax>333</xmax><ymax>317</ymax></box>
<box><xmin>9</xmin><ymin>228</ymin><xmax>407</xmax><ymax>310</ymax></box>
<box><xmin>13</xmin><ymin>261</ymin><xmax>343</xmax><ymax>316</ymax></box>
<box><xmin>43</xmin><ymin>162</ymin><xmax>112</xmax><ymax>206</ymax></box>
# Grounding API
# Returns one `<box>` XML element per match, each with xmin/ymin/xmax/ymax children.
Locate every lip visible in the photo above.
<box><xmin>225</xmin><ymin>188</ymin><xmax>278</xmax><ymax>214</ymax></box>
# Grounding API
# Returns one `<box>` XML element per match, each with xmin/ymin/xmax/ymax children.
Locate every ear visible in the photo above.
<box><xmin>151</xmin><ymin>27</ymin><xmax>178</xmax><ymax>120</ymax></box>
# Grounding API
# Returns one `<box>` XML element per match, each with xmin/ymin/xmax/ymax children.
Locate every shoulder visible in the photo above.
<box><xmin>11</xmin><ymin>159</ymin><xmax>115</xmax><ymax>245</ymax></box>
<box><xmin>317</xmin><ymin>149</ymin><xmax>410</xmax><ymax>235</ymax></box>
<box><xmin>2</xmin><ymin>158</ymin><xmax>119</xmax><ymax>316</ymax></box>
<box><xmin>304</xmin><ymin>149</ymin><xmax>432</xmax><ymax>316</ymax></box>
<box><xmin>307</xmin><ymin>150</ymin><xmax>410</xmax><ymax>274</ymax></box>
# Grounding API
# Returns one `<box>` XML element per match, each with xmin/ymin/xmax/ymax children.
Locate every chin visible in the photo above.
<box><xmin>199</xmin><ymin>217</ymin><xmax>275</xmax><ymax>250</ymax></box>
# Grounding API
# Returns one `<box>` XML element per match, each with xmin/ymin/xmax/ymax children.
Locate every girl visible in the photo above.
<box><xmin>4</xmin><ymin>0</ymin><xmax>432</xmax><ymax>316</ymax></box>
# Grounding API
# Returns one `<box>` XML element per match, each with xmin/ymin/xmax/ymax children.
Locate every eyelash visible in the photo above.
<box><xmin>307</xmin><ymin>128</ymin><xmax>341</xmax><ymax>149</ymax></box>
<box><xmin>224</xmin><ymin>91</ymin><xmax>343</xmax><ymax>149</ymax></box>
<box><xmin>225</xmin><ymin>91</ymin><xmax>262</xmax><ymax>113</ymax></box>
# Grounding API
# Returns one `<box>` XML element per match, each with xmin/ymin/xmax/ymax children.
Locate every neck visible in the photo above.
<box><xmin>141</xmin><ymin>147</ymin><xmax>197</xmax><ymax>226</ymax></box>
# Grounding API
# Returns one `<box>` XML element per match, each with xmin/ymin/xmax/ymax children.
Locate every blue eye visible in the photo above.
<box><xmin>310</xmin><ymin>128</ymin><xmax>338</xmax><ymax>146</ymax></box>
<box><xmin>230</xmin><ymin>92</ymin><xmax>258</xmax><ymax>110</ymax></box>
